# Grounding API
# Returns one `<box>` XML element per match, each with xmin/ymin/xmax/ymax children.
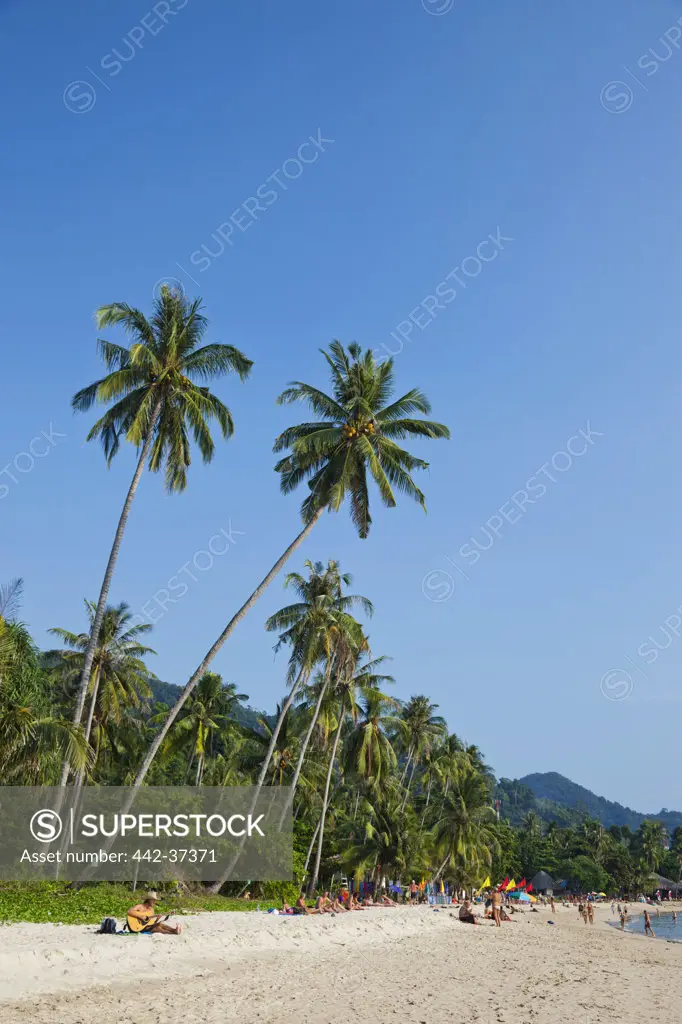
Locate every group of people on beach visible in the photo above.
<box><xmin>282</xmin><ymin>890</ymin><xmax>400</xmax><ymax>915</ymax></box>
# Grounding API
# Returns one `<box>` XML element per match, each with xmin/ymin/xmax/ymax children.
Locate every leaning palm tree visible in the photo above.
<box><xmin>132</xmin><ymin>341</ymin><xmax>449</xmax><ymax>791</ymax></box>
<box><xmin>63</xmin><ymin>287</ymin><xmax>252</xmax><ymax>782</ymax></box>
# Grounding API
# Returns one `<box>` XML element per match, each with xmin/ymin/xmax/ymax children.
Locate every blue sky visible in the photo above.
<box><xmin>2</xmin><ymin>0</ymin><xmax>682</xmax><ymax>812</ymax></box>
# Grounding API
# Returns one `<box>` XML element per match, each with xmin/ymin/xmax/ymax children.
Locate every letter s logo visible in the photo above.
<box><xmin>30</xmin><ymin>809</ymin><xmax>63</xmax><ymax>843</ymax></box>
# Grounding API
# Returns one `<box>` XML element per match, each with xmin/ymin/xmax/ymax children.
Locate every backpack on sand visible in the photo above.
<box><xmin>97</xmin><ymin>917</ymin><xmax>118</xmax><ymax>934</ymax></box>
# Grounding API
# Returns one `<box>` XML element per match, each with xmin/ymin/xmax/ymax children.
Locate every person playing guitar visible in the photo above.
<box><xmin>126</xmin><ymin>891</ymin><xmax>183</xmax><ymax>934</ymax></box>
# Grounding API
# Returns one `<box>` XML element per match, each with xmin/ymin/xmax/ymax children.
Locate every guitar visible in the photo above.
<box><xmin>126</xmin><ymin>910</ymin><xmax>173</xmax><ymax>933</ymax></box>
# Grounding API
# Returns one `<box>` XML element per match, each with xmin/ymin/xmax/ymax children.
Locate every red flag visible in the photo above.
<box><xmin>498</xmin><ymin>876</ymin><xmax>509</xmax><ymax>891</ymax></box>
<box><xmin>526</xmin><ymin>883</ymin><xmax>533</xmax><ymax>893</ymax></box>
<box><xmin>518</xmin><ymin>878</ymin><xmax>527</xmax><ymax>890</ymax></box>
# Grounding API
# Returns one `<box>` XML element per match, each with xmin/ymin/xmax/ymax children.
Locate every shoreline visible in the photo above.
<box><xmin>1</xmin><ymin>902</ymin><xmax>682</xmax><ymax>1023</ymax></box>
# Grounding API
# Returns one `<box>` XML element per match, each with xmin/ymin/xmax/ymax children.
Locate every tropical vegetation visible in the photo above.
<box><xmin>2</xmin><ymin>288</ymin><xmax>675</xmax><ymax>913</ymax></box>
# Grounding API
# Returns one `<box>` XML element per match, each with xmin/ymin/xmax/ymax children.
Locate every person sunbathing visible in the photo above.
<box><xmin>330</xmin><ymin>895</ymin><xmax>350</xmax><ymax>912</ymax></box>
<box><xmin>362</xmin><ymin>895</ymin><xmax>375</xmax><ymax>906</ymax></box>
<box><xmin>126</xmin><ymin>892</ymin><xmax>182</xmax><ymax>935</ymax></box>
<box><xmin>377</xmin><ymin>893</ymin><xmax>398</xmax><ymax>906</ymax></box>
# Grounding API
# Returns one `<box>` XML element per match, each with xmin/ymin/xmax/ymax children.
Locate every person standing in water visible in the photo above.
<box><xmin>643</xmin><ymin>908</ymin><xmax>655</xmax><ymax>937</ymax></box>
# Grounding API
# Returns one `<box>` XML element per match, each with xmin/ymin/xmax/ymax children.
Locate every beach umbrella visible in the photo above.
<box><xmin>515</xmin><ymin>892</ymin><xmax>531</xmax><ymax>902</ymax></box>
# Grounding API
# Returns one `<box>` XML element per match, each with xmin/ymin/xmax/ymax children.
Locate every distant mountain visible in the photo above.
<box><xmin>518</xmin><ymin>772</ymin><xmax>682</xmax><ymax>831</ymax></box>
<box><xmin>148</xmin><ymin>678</ymin><xmax>270</xmax><ymax>734</ymax></box>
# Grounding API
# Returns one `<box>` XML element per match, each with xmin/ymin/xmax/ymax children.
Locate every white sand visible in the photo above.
<box><xmin>1</xmin><ymin>902</ymin><xmax>680</xmax><ymax>1023</ymax></box>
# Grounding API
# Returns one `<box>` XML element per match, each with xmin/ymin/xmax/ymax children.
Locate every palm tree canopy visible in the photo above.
<box><xmin>48</xmin><ymin>601</ymin><xmax>155</xmax><ymax>726</ymax></box>
<box><xmin>274</xmin><ymin>341</ymin><xmax>450</xmax><ymax>537</ymax></box>
<box><xmin>266</xmin><ymin>559</ymin><xmax>372</xmax><ymax>681</ymax></box>
<box><xmin>73</xmin><ymin>286</ymin><xmax>253</xmax><ymax>491</ymax></box>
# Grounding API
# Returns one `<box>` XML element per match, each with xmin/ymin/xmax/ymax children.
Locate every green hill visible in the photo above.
<box><xmin>148</xmin><ymin>678</ymin><xmax>270</xmax><ymax>734</ymax></box>
<box><xmin>144</xmin><ymin>685</ymin><xmax>682</xmax><ymax>832</ymax></box>
<box><xmin>517</xmin><ymin>772</ymin><xmax>682</xmax><ymax>830</ymax></box>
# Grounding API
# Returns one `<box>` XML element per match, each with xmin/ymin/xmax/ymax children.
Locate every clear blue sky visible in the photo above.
<box><xmin>2</xmin><ymin>0</ymin><xmax>682</xmax><ymax>812</ymax></box>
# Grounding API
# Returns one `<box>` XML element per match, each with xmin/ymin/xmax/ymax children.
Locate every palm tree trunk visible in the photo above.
<box><xmin>277</xmin><ymin>657</ymin><xmax>333</xmax><ymax>828</ymax></box>
<box><xmin>73</xmin><ymin>665</ymin><xmax>101</xmax><ymax>788</ymax></box>
<box><xmin>308</xmin><ymin>697</ymin><xmax>345</xmax><ymax>896</ymax></box>
<box><xmin>60</xmin><ymin>401</ymin><xmax>162</xmax><ymax>785</ymax></box>
<box><xmin>400</xmin><ymin>757</ymin><xmax>417</xmax><ymax>813</ymax></box>
<box><xmin>353</xmin><ymin>790</ymin><xmax>360</xmax><ymax>820</ymax></box>
<box><xmin>395</xmin><ymin>749</ymin><xmax>411</xmax><ymax>786</ymax></box>
<box><xmin>132</xmin><ymin>510</ymin><xmax>323</xmax><ymax>792</ymax></box>
<box><xmin>195</xmin><ymin>755</ymin><xmax>203</xmax><ymax>787</ymax></box>
<box><xmin>433</xmin><ymin>852</ymin><xmax>450</xmax><ymax>881</ymax></box>
<box><xmin>205</xmin><ymin>664</ymin><xmax>308</xmax><ymax>895</ymax></box>
<box><xmin>420</xmin><ymin>777</ymin><xmax>432</xmax><ymax>828</ymax></box>
<box><xmin>83</xmin><ymin>665</ymin><xmax>100</xmax><ymax>747</ymax></box>
<box><xmin>303</xmin><ymin>819</ymin><xmax>321</xmax><ymax>875</ymax></box>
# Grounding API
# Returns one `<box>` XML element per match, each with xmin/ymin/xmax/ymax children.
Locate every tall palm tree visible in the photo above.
<box><xmin>433</xmin><ymin>761</ymin><xmax>499</xmax><ymax>884</ymax></box>
<box><xmin>397</xmin><ymin>695</ymin><xmax>447</xmax><ymax>812</ymax></box>
<box><xmin>343</xmin><ymin>671</ymin><xmax>400</xmax><ymax>795</ymax></box>
<box><xmin>64</xmin><ymin>287</ymin><xmax>252</xmax><ymax>781</ymax></box>
<box><xmin>133</xmin><ymin>341</ymin><xmax>449</xmax><ymax>791</ymax></box>
<box><xmin>50</xmin><ymin>601</ymin><xmax>155</xmax><ymax>771</ymax></box>
<box><xmin>307</xmin><ymin>638</ymin><xmax>380</xmax><ymax>894</ymax></box>
<box><xmin>152</xmin><ymin>673</ymin><xmax>248</xmax><ymax>785</ymax></box>
<box><xmin>267</xmin><ymin>560</ymin><xmax>372</xmax><ymax>824</ymax></box>
<box><xmin>638</xmin><ymin>820</ymin><xmax>667</xmax><ymax>873</ymax></box>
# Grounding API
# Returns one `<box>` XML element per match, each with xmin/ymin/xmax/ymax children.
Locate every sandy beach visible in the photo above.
<box><xmin>1</xmin><ymin>902</ymin><xmax>680</xmax><ymax>1024</ymax></box>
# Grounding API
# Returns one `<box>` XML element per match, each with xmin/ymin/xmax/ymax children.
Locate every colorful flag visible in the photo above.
<box><xmin>504</xmin><ymin>878</ymin><xmax>516</xmax><ymax>891</ymax></box>
<box><xmin>518</xmin><ymin>878</ymin><xmax>527</xmax><ymax>890</ymax></box>
<box><xmin>479</xmin><ymin>876</ymin><xmax>491</xmax><ymax>890</ymax></box>
<box><xmin>526</xmin><ymin>884</ymin><xmax>533</xmax><ymax>893</ymax></box>
<box><xmin>498</xmin><ymin>876</ymin><xmax>509</xmax><ymax>891</ymax></box>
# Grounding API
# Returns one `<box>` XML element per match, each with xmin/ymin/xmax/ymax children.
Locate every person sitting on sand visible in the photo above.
<box><xmin>458</xmin><ymin>901</ymin><xmax>478</xmax><ymax>925</ymax></box>
<box><xmin>126</xmin><ymin>892</ymin><xmax>182</xmax><ymax>935</ymax></box>
<box><xmin>315</xmin><ymin>892</ymin><xmax>333</xmax><ymax>913</ymax></box>
<box><xmin>330</xmin><ymin>895</ymin><xmax>350</xmax><ymax>913</ymax></box>
<box><xmin>293</xmin><ymin>895</ymin><xmax>319</xmax><ymax>915</ymax></box>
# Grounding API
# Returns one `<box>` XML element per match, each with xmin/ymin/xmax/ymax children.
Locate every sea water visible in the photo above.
<box><xmin>620</xmin><ymin>910</ymin><xmax>682</xmax><ymax>941</ymax></box>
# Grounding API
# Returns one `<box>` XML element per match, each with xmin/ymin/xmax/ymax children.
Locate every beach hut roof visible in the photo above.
<box><xmin>529</xmin><ymin>871</ymin><xmax>554</xmax><ymax>890</ymax></box>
